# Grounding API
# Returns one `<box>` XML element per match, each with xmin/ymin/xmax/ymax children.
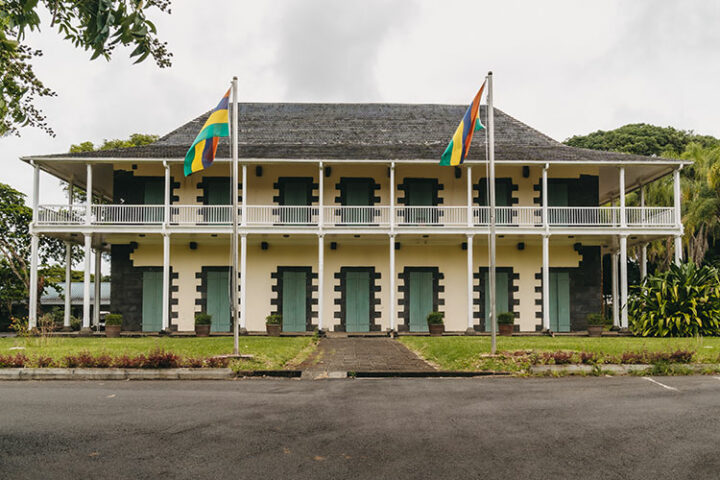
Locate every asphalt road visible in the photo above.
<box><xmin>2</xmin><ymin>376</ymin><xmax>720</xmax><ymax>480</ymax></box>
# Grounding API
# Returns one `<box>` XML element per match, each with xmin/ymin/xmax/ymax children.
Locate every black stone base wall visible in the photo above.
<box><xmin>110</xmin><ymin>244</ymin><xmax>143</xmax><ymax>331</ymax></box>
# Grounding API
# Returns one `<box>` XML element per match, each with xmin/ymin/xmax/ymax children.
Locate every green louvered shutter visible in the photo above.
<box><xmin>345</xmin><ymin>271</ymin><xmax>370</xmax><ymax>332</ymax></box>
<box><xmin>409</xmin><ymin>271</ymin><xmax>433</xmax><ymax>332</ymax></box>
<box><xmin>549</xmin><ymin>271</ymin><xmax>571</xmax><ymax>332</ymax></box>
<box><xmin>282</xmin><ymin>271</ymin><xmax>307</xmax><ymax>332</ymax></box>
<box><xmin>484</xmin><ymin>271</ymin><xmax>510</xmax><ymax>328</ymax></box>
<box><xmin>207</xmin><ymin>270</ymin><xmax>231</xmax><ymax>332</ymax></box>
<box><xmin>142</xmin><ymin>271</ymin><xmax>163</xmax><ymax>332</ymax></box>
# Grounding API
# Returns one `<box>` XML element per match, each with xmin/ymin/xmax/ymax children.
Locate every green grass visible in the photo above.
<box><xmin>0</xmin><ymin>337</ymin><xmax>316</xmax><ymax>370</ymax></box>
<box><xmin>399</xmin><ymin>336</ymin><xmax>720</xmax><ymax>371</ymax></box>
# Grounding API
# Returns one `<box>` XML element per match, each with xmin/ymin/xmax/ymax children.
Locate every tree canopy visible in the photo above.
<box><xmin>1</xmin><ymin>0</ymin><xmax>172</xmax><ymax>137</ymax></box>
<box><xmin>564</xmin><ymin>123</ymin><xmax>720</xmax><ymax>157</ymax></box>
<box><xmin>69</xmin><ymin>133</ymin><xmax>159</xmax><ymax>153</ymax></box>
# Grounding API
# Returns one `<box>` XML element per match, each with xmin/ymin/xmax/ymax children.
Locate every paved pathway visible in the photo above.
<box><xmin>298</xmin><ymin>337</ymin><xmax>435</xmax><ymax>372</ymax></box>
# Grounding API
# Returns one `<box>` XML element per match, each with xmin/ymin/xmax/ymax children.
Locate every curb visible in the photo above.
<box><xmin>0</xmin><ymin>368</ymin><xmax>235</xmax><ymax>381</ymax></box>
<box><xmin>529</xmin><ymin>364</ymin><xmax>720</xmax><ymax>375</ymax></box>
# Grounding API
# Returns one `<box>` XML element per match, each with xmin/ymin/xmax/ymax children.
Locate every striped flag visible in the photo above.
<box><xmin>440</xmin><ymin>82</ymin><xmax>486</xmax><ymax>166</ymax></box>
<box><xmin>184</xmin><ymin>89</ymin><xmax>231</xmax><ymax>176</ymax></box>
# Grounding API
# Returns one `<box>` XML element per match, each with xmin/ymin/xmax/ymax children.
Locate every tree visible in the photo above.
<box><xmin>69</xmin><ymin>133</ymin><xmax>159</xmax><ymax>153</ymax></box>
<box><xmin>0</xmin><ymin>183</ymin><xmax>80</xmax><ymax>314</ymax></box>
<box><xmin>1</xmin><ymin>1</ymin><xmax>172</xmax><ymax>137</ymax></box>
<box><xmin>564</xmin><ymin>124</ymin><xmax>720</xmax><ymax>157</ymax></box>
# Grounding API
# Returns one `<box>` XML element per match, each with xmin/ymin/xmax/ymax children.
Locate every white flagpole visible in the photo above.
<box><xmin>487</xmin><ymin>71</ymin><xmax>497</xmax><ymax>355</ymax></box>
<box><xmin>231</xmin><ymin>76</ymin><xmax>240</xmax><ymax>356</ymax></box>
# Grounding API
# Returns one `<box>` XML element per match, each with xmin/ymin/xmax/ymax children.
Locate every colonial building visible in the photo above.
<box><xmin>24</xmin><ymin>103</ymin><xmax>686</xmax><ymax>334</ymax></box>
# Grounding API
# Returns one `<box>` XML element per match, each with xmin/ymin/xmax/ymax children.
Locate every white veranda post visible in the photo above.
<box><xmin>93</xmin><ymin>248</ymin><xmax>101</xmax><ymax>327</ymax></box>
<box><xmin>82</xmin><ymin>163</ymin><xmax>93</xmax><ymax>333</ymax></box>
<box><xmin>673</xmin><ymin>168</ymin><xmax>682</xmax><ymax>264</ymax></box>
<box><xmin>318</xmin><ymin>162</ymin><xmax>324</xmax><ymax>331</ymax></box>
<box><xmin>64</xmin><ymin>180</ymin><xmax>74</xmax><ymax>330</ymax></box>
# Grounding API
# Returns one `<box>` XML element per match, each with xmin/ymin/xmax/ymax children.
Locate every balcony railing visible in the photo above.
<box><xmin>35</xmin><ymin>204</ymin><xmax>677</xmax><ymax>229</ymax></box>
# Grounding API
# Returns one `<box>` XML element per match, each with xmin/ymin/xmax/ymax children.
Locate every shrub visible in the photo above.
<box><xmin>265</xmin><ymin>314</ymin><xmax>282</xmax><ymax>325</ymax></box>
<box><xmin>586</xmin><ymin>313</ymin><xmax>607</xmax><ymax>326</ymax></box>
<box><xmin>105</xmin><ymin>314</ymin><xmax>123</xmax><ymax>326</ymax></box>
<box><xmin>629</xmin><ymin>263</ymin><xmax>720</xmax><ymax>337</ymax></box>
<box><xmin>426</xmin><ymin>312</ymin><xmax>444</xmax><ymax>325</ymax></box>
<box><xmin>579</xmin><ymin>351</ymin><xmax>601</xmax><ymax>364</ymax></box>
<box><xmin>0</xmin><ymin>353</ymin><xmax>28</xmax><ymax>367</ymax></box>
<box><xmin>205</xmin><ymin>356</ymin><xmax>230</xmax><ymax>368</ymax></box>
<box><xmin>497</xmin><ymin>312</ymin><xmax>515</xmax><ymax>325</ymax></box>
<box><xmin>34</xmin><ymin>356</ymin><xmax>54</xmax><ymax>368</ymax></box>
<box><xmin>113</xmin><ymin>355</ymin><xmax>145</xmax><ymax>369</ymax></box>
<box><xmin>143</xmin><ymin>350</ymin><xmax>181</xmax><ymax>369</ymax></box>
<box><xmin>70</xmin><ymin>316</ymin><xmax>81</xmax><ymax>331</ymax></box>
<box><xmin>183</xmin><ymin>357</ymin><xmax>205</xmax><ymax>368</ymax></box>
<box><xmin>195</xmin><ymin>313</ymin><xmax>212</xmax><ymax>326</ymax></box>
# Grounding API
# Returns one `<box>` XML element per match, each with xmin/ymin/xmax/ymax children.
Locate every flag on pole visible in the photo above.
<box><xmin>184</xmin><ymin>89</ymin><xmax>231</xmax><ymax>176</ymax></box>
<box><xmin>440</xmin><ymin>82</ymin><xmax>486</xmax><ymax>166</ymax></box>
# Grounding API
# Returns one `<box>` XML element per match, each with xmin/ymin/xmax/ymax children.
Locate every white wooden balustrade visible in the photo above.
<box><xmin>34</xmin><ymin>205</ymin><xmax>677</xmax><ymax>229</ymax></box>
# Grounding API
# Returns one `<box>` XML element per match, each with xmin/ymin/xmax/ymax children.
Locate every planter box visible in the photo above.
<box><xmin>587</xmin><ymin>325</ymin><xmax>604</xmax><ymax>337</ymax></box>
<box><xmin>266</xmin><ymin>324</ymin><xmax>281</xmax><ymax>337</ymax></box>
<box><xmin>105</xmin><ymin>325</ymin><xmax>121</xmax><ymax>338</ymax></box>
<box><xmin>428</xmin><ymin>324</ymin><xmax>444</xmax><ymax>337</ymax></box>
<box><xmin>498</xmin><ymin>324</ymin><xmax>513</xmax><ymax>336</ymax></box>
<box><xmin>195</xmin><ymin>325</ymin><xmax>211</xmax><ymax>337</ymax></box>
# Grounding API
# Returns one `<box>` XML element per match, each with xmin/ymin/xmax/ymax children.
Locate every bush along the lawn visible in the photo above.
<box><xmin>493</xmin><ymin>349</ymin><xmax>699</xmax><ymax>367</ymax></box>
<box><xmin>629</xmin><ymin>262</ymin><xmax>720</xmax><ymax>337</ymax></box>
<box><xmin>0</xmin><ymin>350</ymin><xmax>232</xmax><ymax>369</ymax></box>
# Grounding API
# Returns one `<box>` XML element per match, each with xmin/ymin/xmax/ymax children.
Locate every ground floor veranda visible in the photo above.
<box><xmin>29</xmin><ymin>231</ymin><xmax>681</xmax><ymax>334</ymax></box>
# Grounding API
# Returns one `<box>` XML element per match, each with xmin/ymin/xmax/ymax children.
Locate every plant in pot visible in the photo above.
<box><xmin>586</xmin><ymin>313</ymin><xmax>606</xmax><ymax>337</ymax></box>
<box><xmin>266</xmin><ymin>314</ymin><xmax>282</xmax><ymax>336</ymax></box>
<box><xmin>426</xmin><ymin>311</ymin><xmax>445</xmax><ymax>336</ymax></box>
<box><xmin>104</xmin><ymin>314</ymin><xmax>123</xmax><ymax>338</ymax></box>
<box><xmin>195</xmin><ymin>313</ymin><xmax>212</xmax><ymax>337</ymax></box>
<box><xmin>497</xmin><ymin>312</ymin><xmax>515</xmax><ymax>336</ymax></box>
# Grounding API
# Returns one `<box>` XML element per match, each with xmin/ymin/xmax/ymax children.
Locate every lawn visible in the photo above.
<box><xmin>399</xmin><ymin>336</ymin><xmax>720</xmax><ymax>371</ymax></box>
<box><xmin>0</xmin><ymin>336</ymin><xmax>316</xmax><ymax>370</ymax></box>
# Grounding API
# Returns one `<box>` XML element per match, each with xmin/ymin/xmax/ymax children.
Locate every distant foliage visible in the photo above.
<box><xmin>69</xmin><ymin>133</ymin><xmax>159</xmax><ymax>153</ymax></box>
<box><xmin>629</xmin><ymin>263</ymin><xmax>720</xmax><ymax>337</ymax></box>
<box><xmin>564</xmin><ymin>123</ymin><xmax>720</xmax><ymax>157</ymax></box>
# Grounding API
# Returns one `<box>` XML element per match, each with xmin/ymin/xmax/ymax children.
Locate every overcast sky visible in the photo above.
<box><xmin>3</xmin><ymin>0</ymin><xmax>719</xmax><ymax>204</ymax></box>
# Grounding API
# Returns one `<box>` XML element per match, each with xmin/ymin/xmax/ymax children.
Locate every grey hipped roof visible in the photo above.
<box><xmin>37</xmin><ymin>103</ymin><xmax>679</xmax><ymax>164</ymax></box>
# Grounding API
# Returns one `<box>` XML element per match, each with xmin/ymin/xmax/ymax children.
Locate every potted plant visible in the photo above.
<box><xmin>104</xmin><ymin>314</ymin><xmax>123</xmax><ymax>338</ymax></box>
<box><xmin>195</xmin><ymin>313</ymin><xmax>212</xmax><ymax>337</ymax></box>
<box><xmin>266</xmin><ymin>314</ymin><xmax>282</xmax><ymax>336</ymax></box>
<box><xmin>586</xmin><ymin>313</ymin><xmax>606</xmax><ymax>337</ymax></box>
<box><xmin>497</xmin><ymin>312</ymin><xmax>515</xmax><ymax>336</ymax></box>
<box><xmin>426</xmin><ymin>311</ymin><xmax>445</xmax><ymax>336</ymax></box>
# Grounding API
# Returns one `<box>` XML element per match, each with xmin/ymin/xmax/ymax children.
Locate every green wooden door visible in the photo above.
<box><xmin>282</xmin><ymin>271</ymin><xmax>307</xmax><ymax>332</ymax></box>
<box><xmin>406</xmin><ymin>180</ymin><xmax>435</xmax><ymax>223</ymax></box>
<box><xmin>408</xmin><ymin>271</ymin><xmax>434</xmax><ymax>332</ymax></box>
<box><xmin>282</xmin><ymin>180</ymin><xmax>310</xmax><ymax>223</ymax></box>
<box><xmin>484</xmin><ymin>271</ymin><xmax>509</xmax><ymax>329</ymax></box>
<box><xmin>345</xmin><ymin>271</ymin><xmax>370</xmax><ymax>332</ymax></box>
<box><xmin>142</xmin><ymin>271</ymin><xmax>163</xmax><ymax>332</ymax></box>
<box><xmin>549</xmin><ymin>271</ymin><xmax>571</xmax><ymax>332</ymax></box>
<box><xmin>207</xmin><ymin>269</ymin><xmax>231</xmax><ymax>333</ymax></box>
<box><xmin>344</xmin><ymin>180</ymin><xmax>372</xmax><ymax>223</ymax></box>
<box><xmin>144</xmin><ymin>179</ymin><xmax>164</xmax><ymax>223</ymax></box>
<box><xmin>205</xmin><ymin>178</ymin><xmax>231</xmax><ymax>223</ymax></box>
<box><xmin>549</xmin><ymin>182</ymin><xmax>569</xmax><ymax>225</ymax></box>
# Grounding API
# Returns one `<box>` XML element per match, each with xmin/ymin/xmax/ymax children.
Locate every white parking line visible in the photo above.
<box><xmin>642</xmin><ymin>377</ymin><xmax>679</xmax><ymax>392</ymax></box>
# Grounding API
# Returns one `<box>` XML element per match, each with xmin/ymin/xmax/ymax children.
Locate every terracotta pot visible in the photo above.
<box><xmin>105</xmin><ymin>325</ymin><xmax>121</xmax><ymax>338</ymax></box>
<box><xmin>587</xmin><ymin>325</ymin><xmax>604</xmax><ymax>337</ymax></box>
<box><xmin>195</xmin><ymin>324</ymin><xmax>211</xmax><ymax>337</ymax></box>
<box><xmin>498</xmin><ymin>324</ymin><xmax>514</xmax><ymax>336</ymax></box>
<box><xmin>266</xmin><ymin>323</ymin><xmax>281</xmax><ymax>337</ymax></box>
<box><xmin>428</xmin><ymin>323</ymin><xmax>444</xmax><ymax>337</ymax></box>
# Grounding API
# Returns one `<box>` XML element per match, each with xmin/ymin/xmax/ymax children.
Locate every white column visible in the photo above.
<box><xmin>318</xmin><ymin>162</ymin><xmax>324</xmax><ymax>228</ymax></box>
<box><xmin>611</xmin><ymin>252</ymin><xmax>619</xmax><ymax>328</ymax></box>
<box><xmin>619</xmin><ymin>236</ymin><xmax>628</xmax><ymax>329</ymax></box>
<box><xmin>640</xmin><ymin>185</ymin><xmax>647</xmax><ymax>279</ymax></box>
<box><xmin>390</xmin><ymin>162</ymin><xmax>395</xmax><ymax>231</ymax></box>
<box><xmin>29</xmin><ymin>235</ymin><xmax>39</xmax><ymax>329</ymax></box>
<box><xmin>317</xmin><ymin>235</ymin><xmax>324</xmax><ymax>331</ymax></box>
<box><xmin>619</xmin><ymin>166</ymin><xmax>626</xmax><ymax>228</ymax></box>
<box><xmin>82</xmin><ymin>234</ymin><xmax>92</xmax><ymax>331</ymax></box>
<box><xmin>162</xmin><ymin>234</ymin><xmax>170</xmax><ymax>331</ymax></box>
<box><xmin>64</xmin><ymin>180</ymin><xmax>74</xmax><ymax>329</ymax></box>
<box><xmin>85</xmin><ymin>164</ymin><xmax>93</xmax><ymax>225</ymax></box>
<box><xmin>673</xmin><ymin>168</ymin><xmax>682</xmax><ymax>264</ymax></box>
<box><xmin>163</xmin><ymin>161</ymin><xmax>170</xmax><ymax>224</ymax></box>
<box><xmin>241</xmin><ymin>164</ymin><xmax>247</xmax><ymax>227</ymax></box>
<box><xmin>466</xmin><ymin>166</ymin><xmax>473</xmax><ymax>227</ymax></box>
<box><xmin>93</xmin><ymin>247</ymin><xmax>101</xmax><ymax>327</ymax></box>
<box><xmin>542</xmin><ymin>234</ymin><xmax>550</xmax><ymax>331</ymax></box>
<box><xmin>389</xmin><ymin>234</ymin><xmax>396</xmax><ymax>332</ymax></box>
<box><xmin>29</xmin><ymin>164</ymin><xmax>40</xmax><ymax>329</ymax></box>
<box><xmin>240</xmin><ymin>234</ymin><xmax>247</xmax><ymax>330</ymax></box>
<box><xmin>466</xmin><ymin>234</ymin><xmax>474</xmax><ymax>333</ymax></box>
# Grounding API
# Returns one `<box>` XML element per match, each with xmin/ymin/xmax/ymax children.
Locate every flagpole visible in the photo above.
<box><xmin>487</xmin><ymin>71</ymin><xmax>497</xmax><ymax>355</ymax></box>
<box><xmin>231</xmin><ymin>76</ymin><xmax>240</xmax><ymax>356</ymax></box>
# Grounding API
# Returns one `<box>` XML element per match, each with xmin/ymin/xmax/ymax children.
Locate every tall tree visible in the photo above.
<box><xmin>1</xmin><ymin>0</ymin><xmax>172</xmax><ymax>137</ymax></box>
